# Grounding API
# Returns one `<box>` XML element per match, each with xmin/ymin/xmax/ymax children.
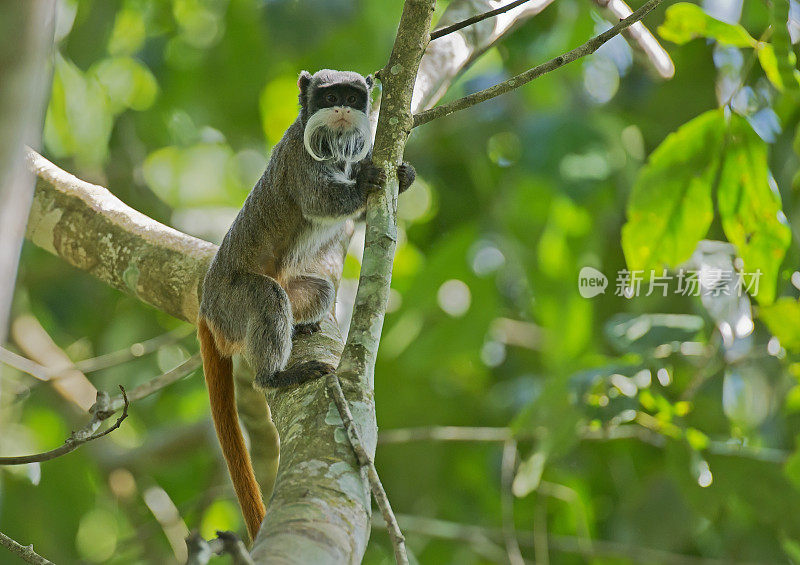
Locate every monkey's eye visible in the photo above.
<box><xmin>346</xmin><ymin>95</ymin><xmax>356</xmax><ymax>105</ymax></box>
<box><xmin>326</xmin><ymin>93</ymin><xmax>337</xmax><ymax>104</ymax></box>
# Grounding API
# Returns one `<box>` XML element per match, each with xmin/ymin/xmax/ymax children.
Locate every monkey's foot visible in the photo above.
<box><xmin>292</xmin><ymin>321</ymin><xmax>321</xmax><ymax>337</ymax></box>
<box><xmin>254</xmin><ymin>360</ymin><xmax>336</xmax><ymax>390</ymax></box>
<box><xmin>398</xmin><ymin>162</ymin><xmax>416</xmax><ymax>194</ymax></box>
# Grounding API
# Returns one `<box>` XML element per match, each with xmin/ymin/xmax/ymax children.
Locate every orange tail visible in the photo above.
<box><xmin>198</xmin><ymin>317</ymin><xmax>266</xmax><ymax>541</ymax></box>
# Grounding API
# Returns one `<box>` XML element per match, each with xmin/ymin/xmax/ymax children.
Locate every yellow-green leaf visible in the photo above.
<box><xmin>622</xmin><ymin>110</ymin><xmax>724</xmax><ymax>273</ymax></box>
<box><xmin>717</xmin><ymin>116</ymin><xmax>791</xmax><ymax>305</ymax></box>
<box><xmin>760</xmin><ymin>298</ymin><xmax>800</xmax><ymax>352</ymax></box>
<box><xmin>658</xmin><ymin>3</ymin><xmax>756</xmax><ymax>47</ymax></box>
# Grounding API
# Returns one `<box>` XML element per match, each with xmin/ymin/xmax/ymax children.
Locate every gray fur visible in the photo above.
<box><xmin>200</xmin><ymin>69</ymin><xmax>415</xmax><ymax>390</ymax></box>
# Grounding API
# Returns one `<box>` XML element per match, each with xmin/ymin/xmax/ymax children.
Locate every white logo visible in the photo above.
<box><xmin>578</xmin><ymin>267</ymin><xmax>608</xmax><ymax>298</ymax></box>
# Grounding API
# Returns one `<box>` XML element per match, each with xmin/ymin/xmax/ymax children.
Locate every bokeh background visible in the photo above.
<box><xmin>2</xmin><ymin>0</ymin><xmax>800</xmax><ymax>563</ymax></box>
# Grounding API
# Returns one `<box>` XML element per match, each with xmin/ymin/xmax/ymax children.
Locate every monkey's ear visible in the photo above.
<box><xmin>298</xmin><ymin>70</ymin><xmax>312</xmax><ymax>96</ymax></box>
<box><xmin>365</xmin><ymin>74</ymin><xmax>374</xmax><ymax>90</ymax></box>
<box><xmin>297</xmin><ymin>71</ymin><xmax>312</xmax><ymax>107</ymax></box>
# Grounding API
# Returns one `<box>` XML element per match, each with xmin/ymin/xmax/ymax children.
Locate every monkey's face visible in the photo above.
<box><xmin>309</xmin><ymin>84</ymin><xmax>369</xmax><ymax>130</ymax></box>
<box><xmin>303</xmin><ymin>83</ymin><xmax>372</xmax><ymax>163</ymax></box>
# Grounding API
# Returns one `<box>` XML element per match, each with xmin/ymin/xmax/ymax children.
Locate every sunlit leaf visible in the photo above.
<box><xmin>622</xmin><ymin>110</ymin><xmax>724</xmax><ymax>274</ymax></box>
<box><xmin>770</xmin><ymin>0</ymin><xmax>800</xmax><ymax>95</ymax></box>
<box><xmin>760</xmin><ymin>298</ymin><xmax>800</xmax><ymax>352</ymax></box>
<box><xmin>756</xmin><ymin>43</ymin><xmax>784</xmax><ymax>91</ymax></box>
<box><xmin>43</xmin><ymin>54</ymin><xmax>113</xmax><ymax>166</ymax></box>
<box><xmin>91</xmin><ymin>57</ymin><xmax>158</xmax><ymax>111</ymax></box>
<box><xmin>658</xmin><ymin>3</ymin><xmax>756</xmax><ymax>47</ymax></box>
<box><xmin>108</xmin><ymin>7</ymin><xmax>146</xmax><ymax>56</ymax></box>
<box><xmin>717</xmin><ymin>116</ymin><xmax>791</xmax><ymax>305</ymax></box>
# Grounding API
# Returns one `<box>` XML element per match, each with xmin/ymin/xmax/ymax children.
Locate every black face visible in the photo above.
<box><xmin>309</xmin><ymin>84</ymin><xmax>368</xmax><ymax>114</ymax></box>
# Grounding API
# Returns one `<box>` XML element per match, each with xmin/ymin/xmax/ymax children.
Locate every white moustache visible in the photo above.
<box><xmin>303</xmin><ymin>107</ymin><xmax>372</xmax><ymax>163</ymax></box>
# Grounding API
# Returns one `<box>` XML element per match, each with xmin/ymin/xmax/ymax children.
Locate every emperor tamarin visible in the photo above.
<box><xmin>197</xmin><ymin>69</ymin><xmax>416</xmax><ymax>540</ymax></box>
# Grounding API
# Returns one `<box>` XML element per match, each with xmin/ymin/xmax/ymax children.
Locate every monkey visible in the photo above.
<box><xmin>196</xmin><ymin>69</ymin><xmax>416</xmax><ymax>541</ymax></box>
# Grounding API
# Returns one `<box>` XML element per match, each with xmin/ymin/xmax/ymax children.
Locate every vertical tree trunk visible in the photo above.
<box><xmin>0</xmin><ymin>0</ymin><xmax>56</xmax><ymax>343</ymax></box>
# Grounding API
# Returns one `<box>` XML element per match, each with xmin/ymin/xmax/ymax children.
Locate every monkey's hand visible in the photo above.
<box><xmin>357</xmin><ymin>162</ymin><xmax>387</xmax><ymax>194</ymax></box>
<box><xmin>398</xmin><ymin>162</ymin><xmax>416</xmax><ymax>194</ymax></box>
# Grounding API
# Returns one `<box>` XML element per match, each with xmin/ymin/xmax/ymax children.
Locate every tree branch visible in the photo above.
<box><xmin>595</xmin><ymin>0</ymin><xmax>674</xmax><ymax>78</ymax></box>
<box><xmin>376</xmin><ymin>514</ymin><xmax>743</xmax><ymax>565</ymax></box>
<box><xmin>326</xmin><ymin>375</ymin><xmax>407</xmax><ymax>564</ymax></box>
<box><xmin>0</xmin><ymin>531</ymin><xmax>54</xmax><ymax>565</ymax></box>
<box><xmin>430</xmin><ymin>0</ymin><xmax>532</xmax><ymax>40</ymax></box>
<box><xmin>21</xmin><ymin>1</ymin><xmax>583</xmax><ymax>561</ymax></box>
<box><xmin>413</xmin><ymin>0</ymin><xmax>665</xmax><ymax>127</ymax></box>
<box><xmin>0</xmin><ymin>386</ymin><xmax>128</xmax><ymax>465</ymax></box>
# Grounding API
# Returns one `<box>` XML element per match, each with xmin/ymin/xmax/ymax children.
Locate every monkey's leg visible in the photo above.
<box><xmin>244</xmin><ymin>275</ymin><xmax>335</xmax><ymax>390</ymax></box>
<box><xmin>285</xmin><ymin>275</ymin><xmax>335</xmax><ymax>334</ymax></box>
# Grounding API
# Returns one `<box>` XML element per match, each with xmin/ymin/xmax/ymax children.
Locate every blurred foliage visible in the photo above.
<box><xmin>2</xmin><ymin>0</ymin><xmax>800</xmax><ymax>563</ymax></box>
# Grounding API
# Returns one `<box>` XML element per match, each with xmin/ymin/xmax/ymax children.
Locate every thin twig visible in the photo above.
<box><xmin>185</xmin><ymin>530</ymin><xmax>255</xmax><ymax>565</ymax></box>
<box><xmin>74</xmin><ymin>325</ymin><xmax>194</xmax><ymax>373</ymax></box>
<box><xmin>378</xmin><ymin>425</ymin><xmax>790</xmax><ymax>463</ymax></box>
<box><xmin>0</xmin><ymin>531</ymin><xmax>55</xmax><ymax>565</ymax></box>
<box><xmin>413</xmin><ymin>0</ymin><xmax>664</xmax><ymax>127</ymax></box>
<box><xmin>108</xmin><ymin>353</ymin><xmax>201</xmax><ymax>411</ymax></box>
<box><xmin>430</xmin><ymin>0</ymin><xmax>532</xmax><ymax>40</ymax></box>
<box><xmin>500</xmin><ymin>440</ymin><xmax>525</xmax><ymax>565</ymax></box>
<box><xmin>326</xmin><ymin>375</ymin><xmax>408</xmax><ymax>565</ymax></box>
<box><xmin>533</xmin><ymin>497</ymin><xmax>549</xmax><ymax>565</ymax></box>
<box><xmin>375</xmin><ymin>514</ymin><xmax>758</xmax><ymax>565</ymax></box>
<box><xmin>0</xmin><ymin>385</ymin><xmax>129</xmax><ymax>465</ymax></box>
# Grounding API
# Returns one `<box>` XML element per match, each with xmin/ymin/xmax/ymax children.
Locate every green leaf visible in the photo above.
<box><xmin>770</xmin><ymin>0</ymin><xmax>800</xmax><ymax>95</ymax></box>
<box><xmin>717</xmin><ymin>116</ymin><xmax>791</xmax><ymax>305</ymax></box>
<box><xmin>658</xmin><ymin>3</ymin><xmax>756</xmax><ymax>47</ymax></box>
<box><xmin>43</xmin><ymin>54</ymin><xmax>113</xmax><ymax>167</ymax></box>
<box><xmin>91</xmin><ymin>57</ymin><xmax>158</xmax><ymax>112</ymax></box>
<box><xmin>622</xmin><ymin>110</ymin><xmax>724</xmax><ymax>273</ymax></box>
<box><xmin>107</xmin><ymin>7</ymin><xmax>146</xmax><ymax>56</ymax></box>
<box><xmin>760</xmin><ymin>298</ymin><xmax>800</xmax><ymax>352</ymax></box>
<box><xmin>756</xmin><ymin>43</ymin><xmax>784</xmax><ymax>91</ymax></box>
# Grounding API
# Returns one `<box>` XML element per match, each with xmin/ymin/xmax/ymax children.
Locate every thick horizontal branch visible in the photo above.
<box><xmin>413</xmin><ymin>0</ymin><xmax>664</xmax><ymax>127</ymax></box>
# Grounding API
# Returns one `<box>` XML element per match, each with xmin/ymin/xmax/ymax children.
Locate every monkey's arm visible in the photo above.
<box><xmin>299</xmin><ymin>164</ymin><xmax>385</xmax><ymax>220</ymax></box>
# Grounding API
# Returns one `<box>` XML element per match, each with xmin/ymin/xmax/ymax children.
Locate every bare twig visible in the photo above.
<box><xmin>0</xmin><ymin>531</ymin><xmax>54</xmax><ymax>565</ymax></box>
<box><xmin>108</xmin><ymin>353</ymin><xmax>201</xmax><ymax>411</ymax></box>
<box><xmin>326</xmin><ymin>375</ymin><xmax>408</xmax><ymax>565</ymax></box>
<box><xmin>185</xmin><ymin>531</ymin><xmax>254</xmax><ymax>565</ymax></box>
<box><xmin>500</xmin><ymin>440</ymin><xmax>525</xmax><ymax>565</ymax></box>
<box><xmin>378</xmin><ymin>425</ymin><xmax>790</xmax><ymax>463</ymax></box>
<box><xmin>0</xmin><ymin>386</ymin><xmax>128</xmax><ymax>465</ymax></box>
<box><xmin>375</xmin><ymin>514</ymin><xmax>754</xmax><ymax>565</ymax></box>
<box><xmin>74</xmin><ymin>325</ymin><xmax>194</xmax><ymax>373</ymax></box>
<box><xmin>380</xmin><ymin>426</ymin><xmax>516</xmax><ymax>444</ymax></box>
<box><xmin>413</xmin><ymin>0</ymin><xmax>665</xmax><ymax>127</ymax></box>
<box><xmin>430</xmin><ymin>0</ymin><xmax>532</xmax><ymax>40</ymax></box>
